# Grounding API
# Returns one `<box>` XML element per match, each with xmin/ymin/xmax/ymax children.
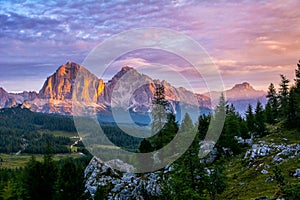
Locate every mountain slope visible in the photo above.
<box><xmin>205</xmin><ymin>82</ymin><xmax>267</xmax><ymax>114</ymax></box>
<box><xmin>0</xmin><ymin>61</ymin><xmax>266</xmax><ymax>116</ymax></box>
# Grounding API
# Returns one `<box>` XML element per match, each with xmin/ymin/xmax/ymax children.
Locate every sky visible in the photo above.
<box><xmin>0</xmin><ymin>0</ymin><xmax>300</xmax><ymax>93</ymax></box>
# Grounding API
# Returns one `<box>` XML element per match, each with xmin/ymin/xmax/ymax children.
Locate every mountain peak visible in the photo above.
<box><xmin>109</xmin><ymin>66</ymin><xmax>138</xmax><ymax>82</ymax></box>
<box><xmin>121</xmin><ymin>66</ymin><xmax>133</xmax><ymax>72</ymax></box>
<box><xmin>231</xmin><ymin>82</ymin><xmax>254</xmax><ymax>90</ymax></box>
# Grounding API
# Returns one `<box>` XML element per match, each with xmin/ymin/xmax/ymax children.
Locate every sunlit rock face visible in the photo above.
<box><xmin>1</xmin><ymin>61</ymin><xmax>267</xmax><ymax>117</ymax></box>
<box><xmin>0</xmin><ymin>61</ymin><xmax>213</xmax><ymax>116</ymax></box>
<box><xmin>39</xmin><ymin>61</ymin><xmax>104</xmax><ymax>102</ymax></box>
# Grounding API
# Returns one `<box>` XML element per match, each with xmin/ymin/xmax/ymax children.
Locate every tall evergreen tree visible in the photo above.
<box><xmin>278</xmin><ymin>75</ymin><xmax>290</xmax><ymax>119</ymax></box>
<box><xmin>161</xmin><ymin>113</ymin><xmax>206</xmax><ymax>200</ymax></box>
<box><xmin>151</xmin><ymin>83</ymin><xmax>168</xmax><ymax>137</ymax></box>
<box><xmin>287</xmin><ymin>86</ymin><xmax>297</xmax><ymax>128</ymax></box>
<box><xmin>198</xmin><ymin>114</ymin><xmax>210</xmax><ymax>140</ymax></box>
<box><xmin>254</xmin><ymin>101</ymin><xmax>267</xmax><ymax>137</ymax></box>
<box><xmin>206</xmin><ymin>165</ymin><xmax>227</xmax><ymax>200</ymax></box>
<box><xmin>265</xmin><ymin>102</ymin><xmax>274</xmax><ymax>124</ymax></box>
<box><xmin>292</xmin><ymin>60</ymin><xmax>300</xmax><ymax>129</ymax></box>
<box><xmin>266</xmin><ymin>83</ymin><xmax>279</xmax><ymax>123</ymax></box>
<box><xmin>246</xmin><ymin>104</ymin><xmax>255</xmax><ymax>135</ymax></box>
<box><xmin>55</xmin><ymin>158</ymin><xmax>87</xmax><ymax>200</ymax></box>
<box><xmin>218</xmin><ymin>104</ymin><xmax>241</xmax><ymax>155</ymax></box>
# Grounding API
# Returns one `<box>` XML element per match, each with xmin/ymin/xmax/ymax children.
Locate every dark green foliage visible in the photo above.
<box><xmin>94</xmin><ymin>186</ymin><xmax>106</xmax><ymax>200</ymax></box>
<box><xmin>22</xmin><ymin>152</ymin><xmax>58</xmax><ymax>200</ymax></box>
<box><xmin>24</xmin><ymin>133</ymin><xmax>71</xmax><ymax>154</ymax></box>
<box><xmin>0</xmin><ymin>106</ymin><xmax>76</xmax><ymax>132</ymax></box>
<box><xmin>198</xmin><ymin>114</ymin><xmax>210</xmax><ymax>140</ymax></box>
<box><xmin>278</xmin><ymin>75</ymin><xmax>290</xmax><ymax>120</ymax></box>
<box><xmin>265</xmin><ymin>102</ymin><xmax>274</xmax><ymax>124</ymax></box>
<box><xmin>254</xmin><ymin>101</ymin><xmax>267</xmax><ymax>137</ymax></box>
<box><xmin>266</xmin><ymin>83</ymin><xmax>279</xmax><ymax>123</ymax></box>
<box><xmin>288</xmin><ymin>60</ymin><xmax>300</xmax><ymax>130</ymax></box>
<box><xmin>55</xmin><ymin>158</ymin><xmax>88</xmax><ymax>200</ymax></box>
<box><xmin>100</xmin><ymin>124</ymin><xmax>142</xmax><ymax>151</ymax></box>
<box><xmin>0</xmin><ymin>107</ymin><xmax>73</xmax><ymax>154</ymax></box>
<box><xmin>282</xmin><ymin>182</ymin><xmax>300</xmax><ymax>200</ymax></box>
<box><xmin>206</xmin><ymin>165</ymin><xmax>227</xmax><ymax>200</ymax></box>
<box><xmin>271</xmin><ymin>165</ymin><xmax>300</xmax><ymax>199</ymax></box>
<box><xmin>0</xmin><ymin>168</ymin><xmax>24</xmax><ymax>200</ymax></box>
<box><xmin>245</xmin><ymin>104</ymin><xmax>255</xmax><ymax>136</ymax></box>
<box><xmin>138</xmin><ymin>139</ymin><xmax>154</xmax><ymax>153</ymax></box>
<box><xmin>218</xmin><ymin>103</ymin><xmax>242</xmax><ymax>155</ymax></box>
<box><xmin>0</xmin><ymin>154</ymin><xmax>92</xmax><ymax>200</ymax></box>
<box><xmin>161</xmin><ymin>113</ymin><xmax>207</xmax><ymax>200</ymax></box>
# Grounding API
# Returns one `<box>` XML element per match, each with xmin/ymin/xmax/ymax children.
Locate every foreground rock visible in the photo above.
<box><xmin>244</xmin><ymin>140</ymin><xmax>300</xmax><ymax>165</ymax></box>
<box><xmin>85</xmin><ymin>157</ymin><xmax>161</xmax><ymax>199</ymax></box>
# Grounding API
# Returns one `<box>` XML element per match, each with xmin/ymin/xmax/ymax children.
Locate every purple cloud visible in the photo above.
<box><xmin>0</xmin><ymin>0</ymin><xmax>299</xmax><ymax>92</ymax></box>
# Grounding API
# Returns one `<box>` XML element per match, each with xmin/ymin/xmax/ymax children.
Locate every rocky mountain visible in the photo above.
<box><xmin>0</xmin><ymin>61</ymin><xmax>266</xmax><ymax>117</ymax></box>
<box><xmin>206</xmin><ymin>82</ymin><xmax>267</xmax><ymax>115</ymax></box>
<box><xmin>0</xmin><ymin>87</ymin><xmax>38</xmax><ymax>108</ymax></box>
<box><xmin>226</xmin><ymin>82</ymin><xmax>265</xmax><ymax>100</ymax></box>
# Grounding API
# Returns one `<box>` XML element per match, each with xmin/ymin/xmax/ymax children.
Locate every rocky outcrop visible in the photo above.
<box><xmin>0</xmin><ymin>87</ymin><xmax>38</xmax><ymax>109</ymax></box>
<box><xmin>244</xmin><ymin>140</ymin><xmax>300</xmax><ymax>164</ymax></box>
<box><xmin>84</xmin><ymin>157</ymin><xmax>161</xmax><ymax>199</ymax></box>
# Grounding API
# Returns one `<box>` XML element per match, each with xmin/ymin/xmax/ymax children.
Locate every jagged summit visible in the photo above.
<box><xmin>0</xmin><ymin>62</ymin><xmax>266</xmax><ymax>115</ymax></box>
<box><xmin>38</xmin><ymin>61</ymin><xmax>100</xmax><ymax>101</ymax></box>
<box><xmin>231</xmin><ymin>82</ymin><xmax>254</xmax><ymax>91</ymax></box>
<box><xmin>121</xmin><ymin>66</ymin><xmax>133</xmax><ymax>71</ymax></box>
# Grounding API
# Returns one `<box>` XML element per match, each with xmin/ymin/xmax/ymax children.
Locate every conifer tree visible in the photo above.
<box><xmin>266</xmin><ymin>83</ymin><xmax>279</xmax><ymax>123</ymax></box>
<box><xmin>55</xmin><ymin>158</ymin><xmax>87</xmax><ymax>200</ymax></box>
<box><xmin>278</xmin><ymin>75</ymin><xmax>290</xmax><ymax>119</ymax></box>
<box><xmin>151</xmin><ymin>83</ymin><xmax>168</xmax><ymax>138</ymax></box>
<box><xmin>254</xmin><ymin>101</ymin><xmax>267</xmax><ymax>137</ymax></box>
<box><xmin>246</xmin><ymin>104</ymin><xmax>255</xmax><ymax>134</ymax></box>
<box><xmin>161</xmin><ymin>113</ymin><xmax>206</xmax><ymax>200</ymax></box>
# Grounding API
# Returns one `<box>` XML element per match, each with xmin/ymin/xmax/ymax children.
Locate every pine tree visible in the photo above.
<box><xmin>295</xmin><ymin>60</ymin><xmax>300</xmax><ymax>88</ymax></box>
<box><xmin>206</xmin><ymin>165</ymin><xmax>227</xmax><ymax>200</ymax></box>
<box><xmin>138</xmin><ymin>139</ymin><xmax>154</xmax><ymax>153</ymax></box>
<box><xmin>293</xmin><ymin>60</ymin><xmax>300</xmax><ymax>129</ymax></box>
<box><xmin>266</xmin><ymin>83</ymin><xmax>279</xmax><ymax>123</ymax></box>
<box><xmin>198</xmin><ymin>114</ymin><xmax>210</xmax><ymax>140</ymax></box>
<box><xmin>55</xmin><ymin>158</ymin><xmax>87</xmax><ymax>200</ymax></box>
<box><xmin>161</xmin><ymin>113</ymin><xmax>206</xmax><ymax>200</ymax></box>
<box><xmin>246</xmin><ymin>104</ymin><xmax>255</xmax><ymax>135</ymax></box>
<box><xmin>278</xmin><ymin>75</ymin><xmax>290</xmax><ymax>120</ymax></box>
<box><xmin>265</xmin><ymin>102</ymin><xmax>274</xmax><ymax>124</ymax></box>
<box><xmin>287</xmin><ymin>86</ymin><xmax>297</xmax><ymax>128</ymax></box>
<box><xmin>254</xmin><ymin>101</ymin><xmax>267</xmax><ymax>137</ymax></box>
<box><xmin>151</xmin><ymin>83</ymin><xmax>168</xmax><ymax>137</ymax></box>
<box><xmin>219</xmin><ymin>104</ymin><xmax>241</xmax><ymax>155</ymax></box>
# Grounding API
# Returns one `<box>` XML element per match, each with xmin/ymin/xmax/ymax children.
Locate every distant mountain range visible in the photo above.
<box><xmin>0</xmin><ymin>61</ymin><xmax>266</xmax><ymax>117</ymax></box>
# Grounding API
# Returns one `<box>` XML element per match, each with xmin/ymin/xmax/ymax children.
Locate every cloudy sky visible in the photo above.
<box><xmin>0</xmin><ymin>0</ymin><xmax>299</xmax><ymax>93</ymax></box>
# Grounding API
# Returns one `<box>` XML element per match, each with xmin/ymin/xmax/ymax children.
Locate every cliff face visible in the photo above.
<box><xmin>1</xmin><ymin>61</ymin><xmax>213</xmax><ymax>115</ymax></box>
<box><xmin>0</xmin><ymin>61</ymin><xmax>269</xmax><ymax>116</ymax></box>
<box><xmin>0</xmin><ymin>87</ymin><xmax>9</xmax><ymax>108</ymax></box>
<box><xmin>38</xmin><ymin>61</ymin><xmax>105</xmax><ymax>102</ymax></box>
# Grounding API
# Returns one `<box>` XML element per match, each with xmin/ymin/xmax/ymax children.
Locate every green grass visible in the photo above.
<box><xmin>0</xmin><ymin>153</ymin><xmax>83</xmax><ymax>169</ymax></box>
<box><xmin>220</xmin><ymin>127</ymin><xmax>300</xmax><ymax>200</ymax></box>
